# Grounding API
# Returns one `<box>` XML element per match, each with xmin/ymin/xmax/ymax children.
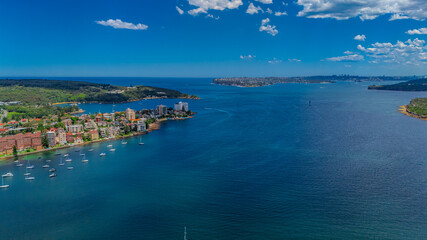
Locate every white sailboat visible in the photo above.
<box><xmin>2</xmin><ymin>172</ymin><xmax>13</xmax><ymax>178</ymax></box>
<box><xmin>82</xmin><ymin>153</ymin><xmax>88</xmax><ymax>163</ymax></box>
<box><xmin>0</xmin><ymin>176</ymin><xmax>9</xmax><ymax>188</ymax></box>
<box><xmin>121</xmin><ymin>139</ymin><xmax>127</xmax><ymax>145</ymax></box>
<box><xmin>59</xmin><ymin>157</ymin><xmax>65</xmax><ymax>166</ymax></box>
<box><xmin>107</xmin><ymin>145</ymin><xmax>113</xmax><ymax>148</ymax></box>
<box><xmin>139</xmin><ymin>137</ymin><xmax>144</xmax><ymax>145</ymax></box>
<box><xmin>109</xmin><ymin>148</ymin><xmax>116</xmax><ymax>152</ymax></box>
<box><xmin>25</xmin><ymin>176</ymin><xmax>35</xmax><ymax>181</ymax></box>
<box><xmin>100</xmin><ymin>152</ymin><xmax>106</xmax><ymax>156</ymax></box>
<box><xmin>26</xmin><ymin>160</ymin><xmax>34</xmax><ymax>169</ymax></box>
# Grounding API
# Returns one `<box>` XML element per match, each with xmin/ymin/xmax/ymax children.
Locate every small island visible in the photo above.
<box><xmin>213</xmin><ymin>75</ymin><xmax>415</xmax><ymax>87</ymax></box>
<box><xmin>399</xmin><ymin>98</ymin><xmax>427</xmax><ymax>120</ymax></box>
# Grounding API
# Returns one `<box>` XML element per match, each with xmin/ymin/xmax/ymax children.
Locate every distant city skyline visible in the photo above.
<box><xmin>0</xmin><ymin>0</ymin><xmax>426</xmax><ymax>77</ymax></box>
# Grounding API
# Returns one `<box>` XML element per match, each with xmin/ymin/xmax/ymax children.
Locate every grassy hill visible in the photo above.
<box><xmin>0</xmin><ymin>79</ymin><xmax>197</xmax><ymax>104</ymax></box>
<box><xmin>408</xmin><ymin>98</ymin><xmax>427</xmax><ymax>117</ymax></box>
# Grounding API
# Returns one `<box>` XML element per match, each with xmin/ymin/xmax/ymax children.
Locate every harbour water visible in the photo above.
<box><xmin>1</xmin><ymin>78</ymin><xmax>427</xmax><ymax>239</ymax></box>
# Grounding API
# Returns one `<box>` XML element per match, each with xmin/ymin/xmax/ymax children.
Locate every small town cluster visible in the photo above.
<box><xmin>0</xmin><ymin>102</ymin><xmax>191</xmax><ymax>157</ymax></box>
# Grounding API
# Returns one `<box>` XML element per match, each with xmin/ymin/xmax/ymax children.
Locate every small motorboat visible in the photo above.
<box><xmin>59</xmin><ymin>163</ymin><xmax>65</xmax><ymax>166</ymax></box>
<box><xmin>67</xmin><ymin>167</ymin><xmax>74</xmax><ymax>170</ymax></box>
<box><xmin>88</xmin><ymin>149</ymin><xmax>94</xmax><ymax>152</ymax></box>
<box><xmin>24</xmin><ymin>173</ymin><xmax>31</xmax><ymax>176</ymax></box>
<box><xmin>64</xmin><ymin>154</ymin><xmax>69</xmax><ymax>157</ymax></box>
<box><xmin>13</xmin><ymin>160</ymin><xmax>19</xmax><ymax>163</ymax></box>
<box><xmin>26</xmin><ymin>165</ymin><xmax>35</xmax><ymax>169</ymax></box>
<box><xmin>42</xmin><ymin>165</ymin><xmax>50</xmax><ymax>168</ymax></box>
<box><xmin>139</xmin><ymin>142</ymin><xmax>145</xmax><ymax>145</ymax></box>
<box><xmin>109</xmin><ymin>149</ymin><xmax>116</xmax><ymax>152</ymax></box>
<box><xmin>65</xmin><ymin>159</ymin><xmax>72</xmax><ymax>162</ymax></box>
<box><xmin>25</xmin><ymin>176</ymin><xmax>35</xmax><ymax>180</ymax></box>
<box><xmin>2</xmin><ymin>172</ymin><xmax>13</xmax><ymax>178</ymax></box>
<box><xmin>49</xmin><ymin>168</ymin><xmax>56</xmax><ymax>172</ymax></box>
<box><xmin>107</xmin><ymin>145</ymin><xmax>113</xmax><ymax>148</ymax></box>
<box><xmin>82</xmin><ymin>159</ymin><xmax>89</xmax><ymax>163</ymax></box>
<box><xmin>0</xmin><ymin>177</ymin><xmax>9</xmax><ymax>189</ymax></box>
<box><xmin>16</xmin><ymin>163</ymin><xmax>23</xmax><ymax>167</ymax></box>
<box><xmin>49</xmin><ymin>173</ymin><xmax>57</xmax><ymax>178</ymax></box>
<box><xmin>46</xmin><ymin>160</ymin><xmax>51</xmax><ymax>162</ymax></box>
<box><xmin>100</xmin><ymin>153</ymin><xmax>106</xmax><ymax>156</ymax></box>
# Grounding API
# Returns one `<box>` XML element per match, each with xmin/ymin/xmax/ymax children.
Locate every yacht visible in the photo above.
<box><xmin>42</xmin><ymin>164</ymin><xmax>50</xmax><ymax>168</ymax></box>
<box><xmin>24</xmin><ymin>173</ymin><xmax>31</xmax><ymax>176</ymax></box>
<box><xmin>65</xmin><ymin>158</ymin><xmax>72</xmax><ymax>162</ymax></box>
<box><xmin>49</xmin><ymin>168</ymin><xmax>56</xmax><ymax>172</ymax></box>
<box><xmin>0</xmin><ymin>176</ymin><xmax>9</xmax><ymax>189</ymax></box>
<box><xmin>49</xmin><ymin>173</ymin><xmax>57</xmax><ymax>178</ymax></box>
<box><xmin>25</xmin><ymin>176</ymin><xmax>35</xmax><ymax>180</ymax></box>
<box><xmin>59</xmin><ymin>157</ymin><xmax>65</xmax><ymax>166</ymax></box>
<box><xmin>121</xmin><ymin>140</ymin><xmax>127</xmax><ymax>145</ymax></box>
<box><xmin>16</xmin><ymin>163</ymin><xmax>23</xmax><ymax>167</ymax></box>
<box><xmin>100</xmin><ymin>153</ymin><xmax>106</xmax><ymax>156</ymax></box>
<box><xmin>46</xmin><ymin>159</ymin><xmax>51</xmax><ymax>162</ymax></box>
<box><xmin>107</xmin><ymin>145</ymin><xmax>113</xmax><ymax>148</ymax></box>
<box><xmin>88</xmin><ymin>149</ymin><xmax>94</xmax><ymax>152</ymax></box>
<box><xmin>67</xmin><ymin>167</ymin><xmax>74</xmax><ymax>170</ymax></box>
<box><xmin>2</xmin><ymin>172</ymin><xmax>13</xmax><ymax>178</ymax></box>
<box><xmin>64</xmin><ymin>154</ymin><xmax>69</xmax><ymax>157</ymax></box>
<box><xmin>109</xmin><ymin>148</ymin><xmax>116</xmax><ymax>152</ymax></box>
<box><xmin>139</xmin><ymin>137</ymin><xmax>144</xmax><ymax>145</ymax></box>
<box><xmin>82</xmin><ymin>154</ymin><xmax>88</xmax><ymax>162</ymax></box>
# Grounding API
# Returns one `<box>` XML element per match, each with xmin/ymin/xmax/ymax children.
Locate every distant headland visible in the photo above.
<box><xmin>213</xmin><ymin>75</ymin><xmax>416</xmax><ymax>87</ymax></box>
<box><xmin>368</xmin><ymin>78</ymin><xmax>427</xmax><ymax>91</ymax></box>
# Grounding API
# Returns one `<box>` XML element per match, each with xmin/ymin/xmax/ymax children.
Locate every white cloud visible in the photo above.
<box><xmin>265</xmin><ymin>8</ymin><xmax>273</xmax><ymax>14</ymax></box>
<box><xmin>259</xmin><ymin>18</ymin><xmax>278</xmax><ymax>36</ymax></box>
<box><xmin>176</xmin><ymin>6</ymin><xmax>185</xmax><ymax>15</ymax></box>
<box><xmin>357</xmin><ymin>38</ymin><xmax>427</xmax><ymax>64</ymax></box>
<box><xmin>296</xmin><ymin>0</ymin><xmax>427</xmax><ymax>21</ymax></box>
<box><xmin>240</xmin><ymin>54</ymin><xmax>256</xmax><ymax>60</ymax></box>
<box><xmin>274</xmin><ymin>11</ymin><xmax>287</xmax><ymax>16</ymax></box>
<box><xmin>406</xmin><ymin>28</ymin><xmax>427</xmax><ymax>35</ymax></box>
<box><xmin>288</xmin><ymin>58</ymin><xmax>301</xmax><ymax>62</ymax></box>
<box><xmin>246</xmin><ymin>3</ymin><xmax>263</xmax><ymax>15</ymax></box>
<box><xmin>188</xmin><ymin>7</ymin><xmax>207</xmax><ymax>16</ymax></box>
<box><xmin>187</xmin><ymin>0</ymin><xmax>243</xmax><ymax>11</ymax></box>
<box><xmin>268</xmin><ymin>57</ymin><xmax>282</xmax><ymax>64</ymax></box>
<box><xmin>207</xmin><ymin>14</ymin><xmax>220</xmax><ymax>19</ymax></box>
<box><xmin>256</xmin><ymin>0</ymin><xmax>273</xmax><ymax>4</ymax></box>
<box><xmin>95</xmin><ymin>19</ymin><xmax>148</xmax><ymax>30</ymax></box>
<box><xmin>326</xmin><ymin>51</ymin><xmax>364</xmax><ymax>62</ymax></box>
<box><xmin>354</xmin><ymin>34</ymin><xmax>366</xmax><ymax>41</ymax></box>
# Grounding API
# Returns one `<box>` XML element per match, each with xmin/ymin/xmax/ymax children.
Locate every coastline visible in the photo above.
<box><xmin>0</xmin><ymin>117</ymin><xmax>191</xmax><ymax>161</ymax></box>
<box><xmin>51</xmin><ymin>96</ymin><xmax>200</xmax><ymax>106</ymax></box>
<box><xmin>399</xmin><ymin>105</ymin><xmax>427</xmax><ymax>121</ymax></box>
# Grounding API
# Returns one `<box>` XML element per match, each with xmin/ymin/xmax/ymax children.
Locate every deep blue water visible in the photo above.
<box><xmin>1</xmin><ymin>78</ymin><xmax>427</xmax><ymax>239</ymax></box>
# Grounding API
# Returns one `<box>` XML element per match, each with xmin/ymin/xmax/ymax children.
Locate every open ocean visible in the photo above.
<box><xmin>1</xmin><ymin>77</ymin><xmax>427</xmax><ymax>239</ymax></box>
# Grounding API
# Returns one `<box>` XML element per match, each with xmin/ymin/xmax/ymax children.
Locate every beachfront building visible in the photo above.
<box><xmin>66</xmin><ymin>124</ymin><xmax>83</xmax><ymax>133</ymax></box>
<box><xmin>47</xmin><ymin>131</ymin><xmax>56</xmax><ymax>147</ymax></box>
<box><xmin>174</xmin><ymin>102</ymin><xmax>189</xmax><ymax>112</ymax></box>
<box><xmin>89</xmin><ymin>130</ymin><xmax>99</xmax><ymax>140</ymax></box>
<box><xmin>157</xmin><ymin>105</ymin><xmax>167</xmax><ymax>116</ymax></box>
<box><xmin>57</xmin><ymin>128</ymin><xmax>67</xmax><ymax>145</ymax></box>
<box><xmin>125</xmin><ymin>108</ymin><xmax>136</xmax><ymax>120</ymax></box>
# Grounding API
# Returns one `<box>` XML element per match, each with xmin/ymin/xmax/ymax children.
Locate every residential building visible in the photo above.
<box><xmin>57</xmin><ymin>128</ymin><xmax>67</xmax><ymax>145</ymax></box>
<box><xmin>125</xmin><ymin>108</ymin><xmax>136</xmax><ymax>120</ymax></box>
<box><xmin>89</xmin><ymin>130</ymin><xmax>99</xmax><ymax>140</ymax></box>
<box><xmin>47</xmin><ymin>131</ymin><xmax>56</xmax><ymax>147</ymax></box>
<box><xmin>157</xmin><ymin>105</ymin><xmax>167</xmax><ymax>115</ymax></box>
<box><xmin>174</xmin><ymin>102</ymin><xmax>189</xmax><ymax>112</ymax></box>
<box><xmin>66</xmin><ymin>124</ymin><xmax>83</xmax><ymax>133</ymax></box>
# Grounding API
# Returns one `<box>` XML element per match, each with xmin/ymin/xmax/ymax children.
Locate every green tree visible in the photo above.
<box><xmin>41</xmin><ymin>132</ymin><xmax>49</xmax><ymax>148</ymax></box>
<box><xmin>13</xmin><ymin>145</ymin><xmax>18</xmax><ymax>157</ymax></box>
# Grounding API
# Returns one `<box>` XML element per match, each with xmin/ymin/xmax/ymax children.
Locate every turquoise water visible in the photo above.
<box><xmin>1</xmin><ymin>78</ymin><xmax>427</xmax><ymax>239</ymax></box>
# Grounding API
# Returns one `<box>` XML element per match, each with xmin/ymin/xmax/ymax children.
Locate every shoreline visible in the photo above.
<box><xmin>0</xmin><ymin>117</ymin><xmax>190</xmax><ymax>161</ymax></box>
<box><xmin>51</xmin><ymin>96</ymin><xmax>200</xmax><ymax>106</ymax></box>
<box><xmin>399</xmin><ymin>105</ymin><xmax>427</xmax><ymax>121</ymax></box>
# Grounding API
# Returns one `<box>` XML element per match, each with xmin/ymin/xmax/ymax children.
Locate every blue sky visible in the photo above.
<box><xmin>0</xmin><ymin>0</ymin><xmax>426</xmax><ymax>77</ymax></box>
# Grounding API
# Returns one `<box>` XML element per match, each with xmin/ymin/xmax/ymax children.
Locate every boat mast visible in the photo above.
<box><xmin>184</xmin><ymin>226</ymin><xmax>187</xmax><ymax>240</ymax></box>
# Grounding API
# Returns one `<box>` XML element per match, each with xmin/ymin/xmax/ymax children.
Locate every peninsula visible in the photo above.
<box><xmin>399</xmin><ymin>98</ymin><xmax>427</xmax><ymax>120</ymax></box>
<box><xmin>213</xmin><ymin>75</ymin><xmax>415</xmax><ymax>87</ymax></box>
<box><xmin>368</xmin><ymin>78</ymin><xmax>427</xmax><ymax>91</ymax></box>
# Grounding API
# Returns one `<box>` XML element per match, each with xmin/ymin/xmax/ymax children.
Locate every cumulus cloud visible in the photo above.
<box><xmin>326</xmin><ymin>51</ymin><xmax>364</xmax><ymax>62</ymax></box>
<box><xmin>274</xmin><ymin>11</ymin><xmax>287</xmax><ymax>16</ymax></box>
<box><xmin>354</xmin><ymin>34</ymin><xmax>366</xmax><ymax>41</ymax></box>
<box><xmin>259</xmin><ymin>18</ymin><xmax>278</xmax><ymax>36</ymax></box>
<box><xmin>406</xmin><ymin>28</ymin><xmax>427</xmax><ymax>35</ymax></box>
<box><xmin>246</xmin><ymin>3</ymin><xmax>263</xmax><ymax>15</ymax></box>
<box><xmin>256</xmin><ymin>0</ymin><xmax>273</xmax><ymax>4</ymax></box>
<box><xmin>176</xmin><ymin>6</ymin><xmax>185</xmax><ymax>15</ymax></box>
<box><xmin>95</xmin><ymin>19</ymin><xmax>148</xmax><ymax>30</ymax></box>
<box><xmin>188</xmin><ymin>0</ymin><xmax>243</xmax><ymax>12</ymax></box>
<box><xmin>288</xmin><ymin>58</ymin><xmax>301</xmax><ymax>62</ymax></box>
<box><xmin>296</xmin><ymin>0</ymin><xmax>427</xmax><ymax>21</ymax></box>
<box><xmin>188</xmin><ymin>7</ymin><xmax>208</xmax><ymax>16</ymax></box>
<box><xmin>268</xmin><ymin>57</ymin><xmax>282</xmax><ymax>64</ymax></box>
<box><xmin>357</xmin><ymin>38</ymin><xmax>427</xmax><ymax>64</ymax></box>
<box><xmin>240</xmin><ymin>54</ymin><xmax>256</xmax><ymax>60</ymax></box>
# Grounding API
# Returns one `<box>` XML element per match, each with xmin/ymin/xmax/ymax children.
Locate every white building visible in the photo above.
<box><xmin>66</xmin><ymin>124</ymin><xmax>84</xmax><ymax>133</ymax></box>
<box><xmin>174</xmin><ymin>102</ymin><xmax>189</xmax><ymax>112</ymax></box>
<box><xmin>47</xmin><ymin>131</ymin><xmax>56</xmax><ymax>147</ymax></box>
